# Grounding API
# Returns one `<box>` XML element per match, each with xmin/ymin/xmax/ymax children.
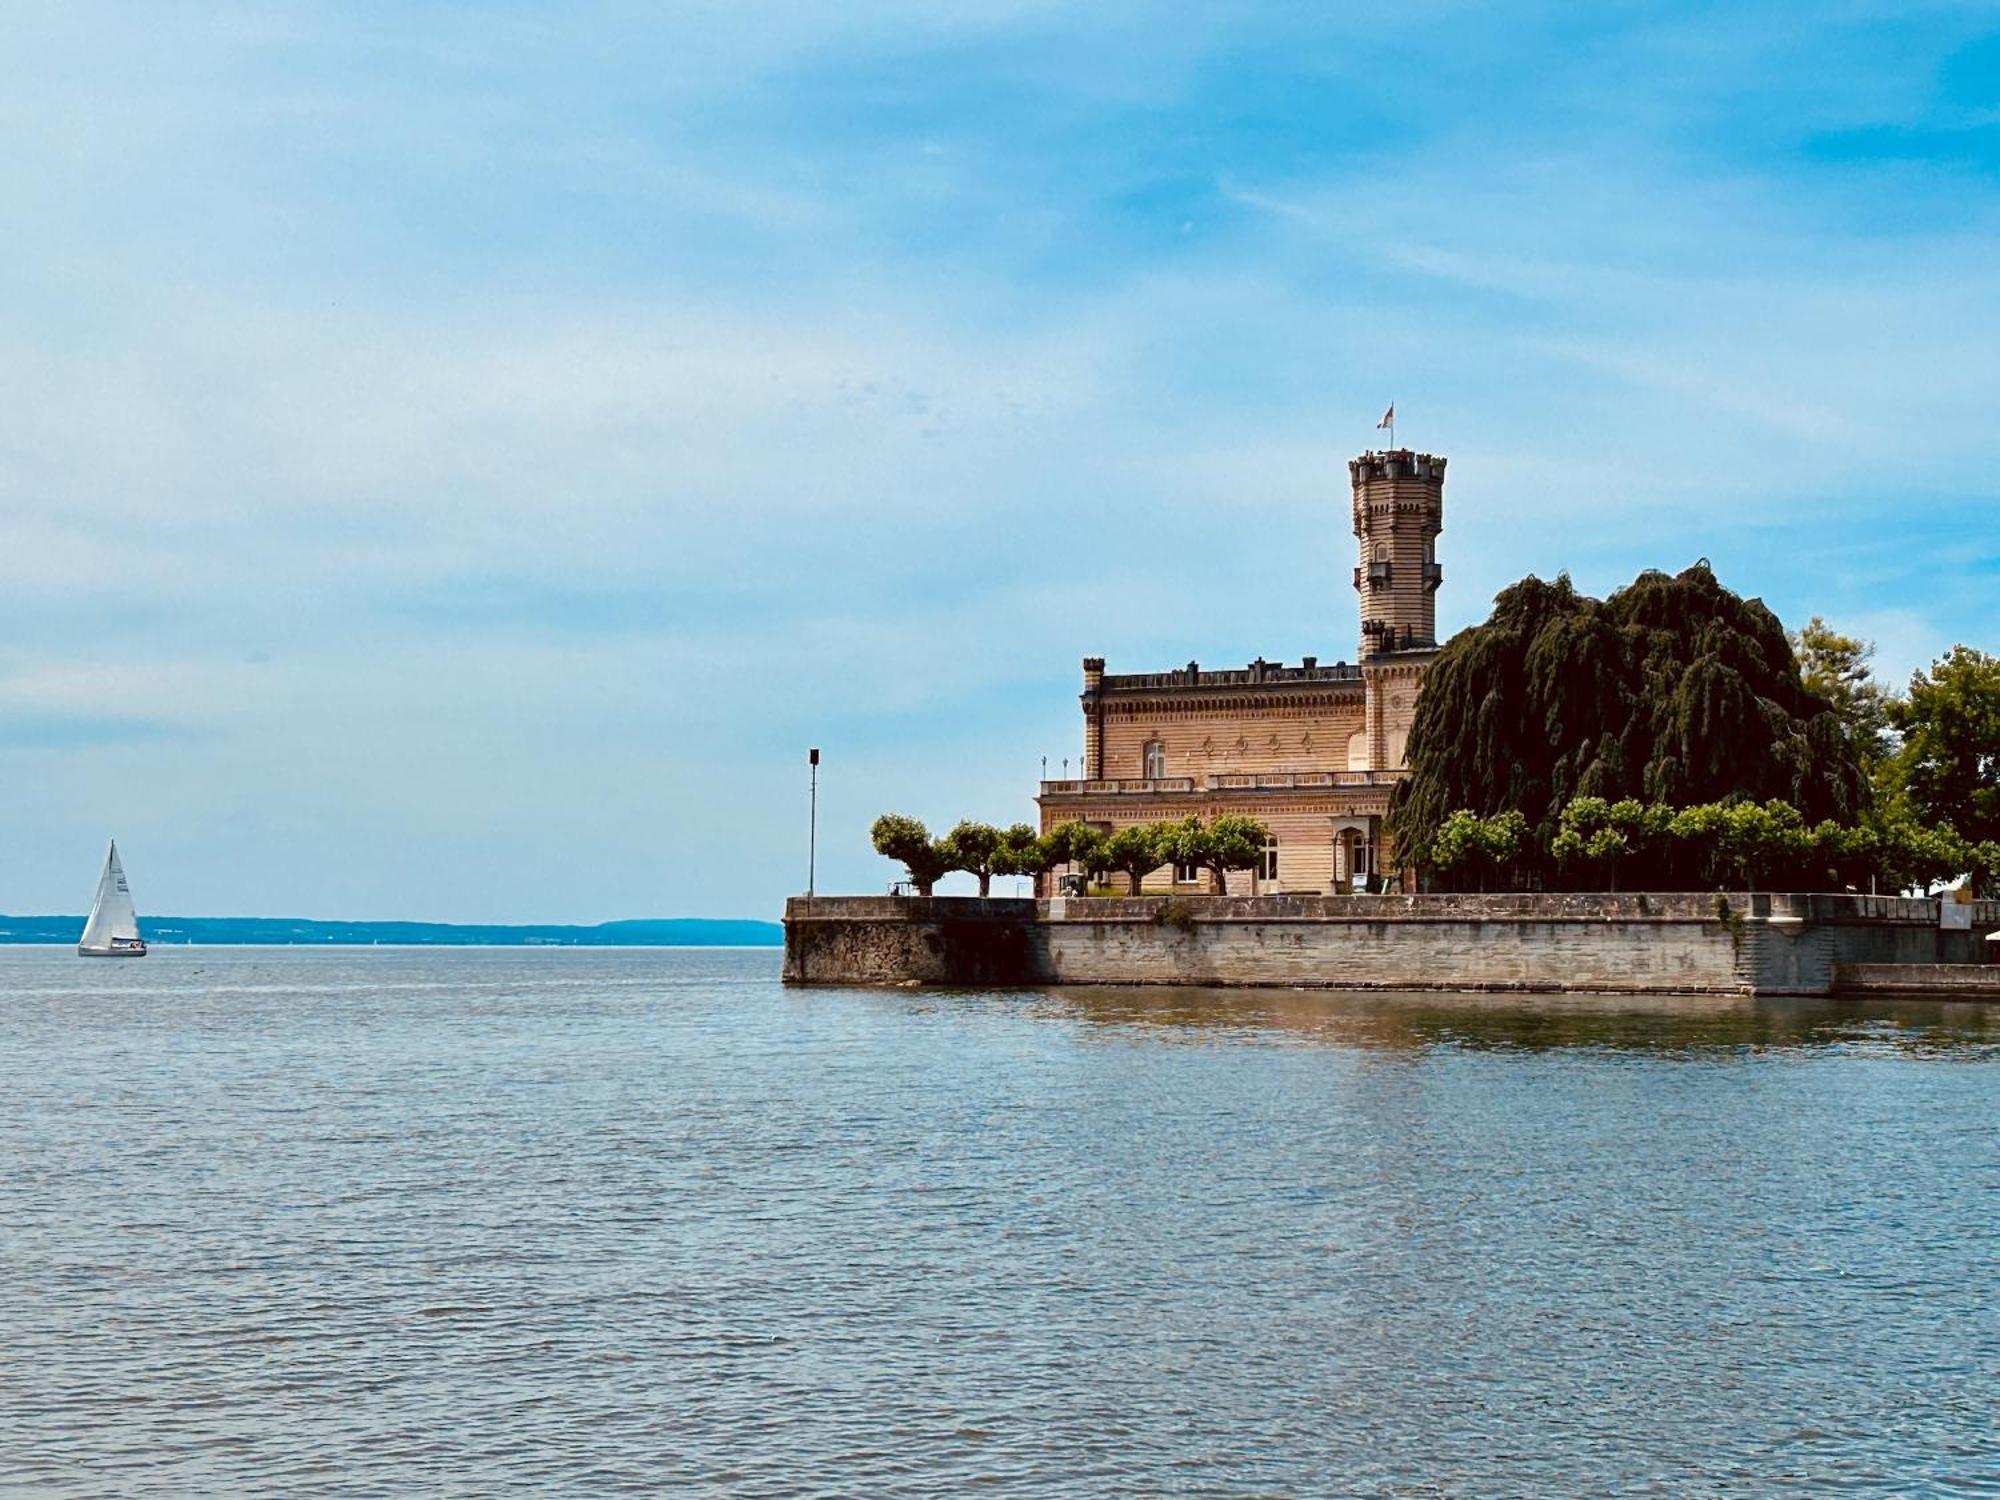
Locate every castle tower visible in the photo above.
<box><xmin>1350</xmin><ymin>449</ymin><xmax>1445</xmax><ymax>661</ymax></box>
<box><xmin>1080</xmin><ymin>656</ymin><xmax>1105</xmax><ymax>779</ymax></box>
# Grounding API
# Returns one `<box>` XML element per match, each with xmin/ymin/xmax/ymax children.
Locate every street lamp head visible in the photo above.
<box><xmin>808</xmin><ymin>747</ymin><xmax>820</xmax><ymax>767</ymax></box>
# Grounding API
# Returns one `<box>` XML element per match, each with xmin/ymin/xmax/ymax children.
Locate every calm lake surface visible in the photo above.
<box><xmin>3</xmin><ymin>947</ymin><xmax>1996</xmax><ymax>1497</ymax></box>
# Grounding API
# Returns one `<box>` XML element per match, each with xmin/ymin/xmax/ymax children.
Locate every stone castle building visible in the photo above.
<box><xmin>1036</xmin><ymin>448</ymin><xmax>1448</xmax><ymax>894</ymax></box>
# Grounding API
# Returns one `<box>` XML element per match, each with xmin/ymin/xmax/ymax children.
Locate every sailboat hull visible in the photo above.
<box><xmin>78</xmin><ymin>940</ymin><xmax>148</xmax><ymax>957</ymax></box>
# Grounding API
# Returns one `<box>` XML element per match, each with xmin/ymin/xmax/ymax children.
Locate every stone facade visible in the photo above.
<box><xmin>1037</xmin><ymin>448</ymin><xmax>1446</xmax><ymax>895</ymax></box>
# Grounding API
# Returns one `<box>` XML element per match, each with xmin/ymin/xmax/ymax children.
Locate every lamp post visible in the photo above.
<box><xmin>807</xmin><ymin>747</ymin><xmax>820</xmax><ymax>900</ymax></box>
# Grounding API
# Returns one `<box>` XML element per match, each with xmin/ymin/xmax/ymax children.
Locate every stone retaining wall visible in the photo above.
<box><xmin>783</xmin><ymin>893</ymin><xmax>2000</xmax><ymax>997</ymax></box>
<box><xmin>1833</xmin><ymin>962</ymin><xmax>2000</xmax><ymax>997</ymax></box>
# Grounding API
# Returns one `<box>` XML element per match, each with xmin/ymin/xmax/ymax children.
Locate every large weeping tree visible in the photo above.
<box><xmin>1389</xmin><ymin>564</ymin><xmax>1868</xmax><ymax>881</ymax></box>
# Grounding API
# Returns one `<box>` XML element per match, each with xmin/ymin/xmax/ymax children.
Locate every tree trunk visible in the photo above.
<box><xmin>916</xmin><ymin>878</ymin><xmax>935</xmax><ymax>897</ymax></box>
<box><xmin>978</xmin><ymin>872</ymin><xmax>992</xmax><ymax>896</ymax></box>
<box><xmin>1127</xmin><ymin>870</ymin><xmax>1143</xmax><ymax>897</ymax></box>
<box><xmin>1209</xmin><ymin>866</ymin><xmax>1227</xmax><ymax>896</ymax></box>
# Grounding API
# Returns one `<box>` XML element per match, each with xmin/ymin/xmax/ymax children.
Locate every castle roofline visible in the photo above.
<box><xmin>1353</xmin><ymin>447</ymin><xmax>1443</xmax><ymax>462</ymax></box>
<box><xmin>1092</xmin><ymin>656</ymin><xmax>1362</xmax><ymax>694</ymax></box>
<box><xmin>1350</xmin><ymin>449</ymin><xmax>1447</xmax><ymax>481</ymax></box>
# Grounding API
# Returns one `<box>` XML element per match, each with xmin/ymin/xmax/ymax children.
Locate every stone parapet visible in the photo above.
<box><xmin>784</xmin><ymin>893</ymin><xmax>2000</xmax><ymax>996</ymax></box>
<box><xmin>1100</xmin><ymin>659</ymin><xmax>1362</xmax><ymax>692</ymax></box>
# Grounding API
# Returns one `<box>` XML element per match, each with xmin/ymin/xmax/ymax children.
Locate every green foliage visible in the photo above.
<box><xmin>1791</xmin><ymin>616</ymin><xmax>1892</xmax><ymax>768</ymax></box>
<box><xmin>1425</xmin><ymin>790</ymin><xmax>1999</xmax><ymax>895</ymax></box>
<box><xmin>1043</xmin><ymin>821</ymin><xmax>1111</xmax><ymax>882</ymax></box>
<box><xmin>869</xmin><ymin>813</ymin><xmax>954</xmax><ymax>897</ymax></box>
<box><xmin>1428</xmin><ymin>810</ymin><xmax>1528</xmax><ymax>891</ymax></box>
<box><xmin>1883</xmin><ymin>645</ymin><xmax>2000</xmax><ymax>847</ymax></box>
<box><xmin>1666</xmin><ymin>800</ymin><xmax>1812</xmax><ymax>888</ymax></box>
<box><xmin>1158</xmin><ymin>814</ymin><xmax>1270</xmax><ymax>895</ymax></box>
<box><xmin>1551</xmin><ymin>796</ymin><xmax>1671</xmax><ymax>889</ymax></box>
<box><xmin>1862</xmin><ymin>818</ymin><xmax>2000</xmax><ymax>897</ymax></box>
<box><xmin>1392</xmin><ymin>565</ymin><xmax>1869</xmax><ymax>882</ymax></box>
<box><xmin>1102</xmin><ymin>824</ymin><xmax>1167</xmax><ymax>896</ymax></box>
<box><xmin>940</xmin><ymin>820</ymin><xmax>1006</xmax><ymax>896</ymax></box>
<box><xmin>991</xmin><ymin>823</ymin><xmax>1052</xmax><ymax>884</ymax></box>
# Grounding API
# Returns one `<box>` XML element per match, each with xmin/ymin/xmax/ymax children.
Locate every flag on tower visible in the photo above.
<box><xmin>1377</xmin><ymin>403</ymin><xmax>1395</xmax><ymax>429</ymax></box>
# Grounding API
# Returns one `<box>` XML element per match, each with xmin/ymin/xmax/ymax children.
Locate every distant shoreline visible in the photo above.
<box><xmin>0</xmin><ymin>916</ymin><xmax>783</xmax><ymax>948</ymax></box>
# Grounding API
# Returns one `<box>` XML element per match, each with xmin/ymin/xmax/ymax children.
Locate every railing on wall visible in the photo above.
<box><xmin>1039</xmin><ymin>770</ymin><xmax>1401</xmax><ymax>796</ymax></box>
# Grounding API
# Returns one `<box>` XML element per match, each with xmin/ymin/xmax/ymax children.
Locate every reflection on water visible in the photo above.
<box><xmin>1025</xmin><ymin>985</ymin><xmax>2000</xmax><ymax>1056</ymax></box>
<box><xmin>2</xmin><ymin>946</ymin><xmax>1996</xmax><ymax>1497</ymax></box>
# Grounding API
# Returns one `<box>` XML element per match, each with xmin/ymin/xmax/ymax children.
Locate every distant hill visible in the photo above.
<box><xmin>0</xmin><ymin>915</ymin><xmax>783</xmax><ymax>947</ymax></box>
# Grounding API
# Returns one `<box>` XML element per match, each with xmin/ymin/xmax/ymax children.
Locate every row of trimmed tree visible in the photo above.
<box><xmin>1427</xmin><ymin>796</ymin><xmax>2000</xmax><ymax>893</ymax></box>
<box><xmin>871</xmin><ymin>814</ymin><xmax>1273</xmax><ymax>897</ymax></box>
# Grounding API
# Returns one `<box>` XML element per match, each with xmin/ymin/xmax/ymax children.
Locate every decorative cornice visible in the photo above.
<box><xmin>1099</xmin><ymin>688</ymin><xmax>1366</xmax><ymax>717</ymax></box>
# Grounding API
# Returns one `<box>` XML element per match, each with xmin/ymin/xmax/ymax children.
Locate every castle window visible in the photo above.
<box><xmin>1143</xmin><ymin>740</ymin><xmax>1166</xmax><ymax>779</ymax></box>
<box><xmin>1260</xmin><ymin>837</ymin><xmax>1279</xmax><ymax>881</ymax></box>
<box><xmin>1174</xmin><ymin>861</ymin><xmax>1204</xmax><ymax>885</ymax></box>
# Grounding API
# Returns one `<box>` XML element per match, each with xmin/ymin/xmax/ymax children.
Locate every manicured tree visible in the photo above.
<box><xmin>1551</xmin><ymin>797</ymin><xmax>1618</xmax><ymax>889</ymax></box>
<box><xmin>1884</xmin><ymin>645</ymin><xmax>2000</xmax><ymax>847</ymax></box>
<box><xmin>1391</xmin><ymin>565</ymin><xmax>1869</xmax><ymax>885</ymax></box>
<box><xmin>1871</xmin><ymin>818</ymin><xmax>1972</xmax><ymax>895</ymax></box>
<box><xmin>1073</xmin><ymin>827</ymin><xmax>1117</xmax><ymax>889</ymax></box>
<box><xmin>1044</xmin><ymin>822</ymin><xmax>1111</xmax><ymax>890</ymax></box>
<box><xmin>1169</xmin><ymin>815</ymin><xmax>1270</xmax><ymax>896</ymax></box>
<box><xmin>1750</xmin><ymin>801</ymin><xmax>1811</xmax><ymax>888</ymax></box>
<box><xmin>1478</xmin><ymin>811</ymin><xmax>1529</xmax><ymax>890</ymax></box>
<box><xmin>1610</xmin><ymin>800</ymin><xmax>1676</xmax><ymax>888</ymax></box>
<box><xmin>870</xmin><ymin>814</ymin><xmax>954</xmax><ymax>896</ymax></box>
<box><xmin>1102</xmin><ymin>824</ymin><xmax>1166</xmax><ymax>897</ymax></box>
<box><xmin>1158</xmin><ymin>818</ymin><xmax>1206</xmax><ymax>893</ymax></box>
<box><xmin>943</xmin><ymin>820</ymin><xmax>1005</xmax><ymax>897</ymax></box>
<box><xmin>991</xmin><ymin>823</ymin><xmax>1051</xmax><ymax>891</ymax></box>
<box><xmin>1805</xmin><ymin>819</ymin><xmax>1877</xmax><ymax>891</ymax></box>
<box><xmin>1427</xmin><ymin>810</ymin><xmax>1486</xmax><ymax>891</ymax></box>
<box><xmin>1428</xmin><ymin>810</ymin><xmax>1528</xmax><ymax>892</ymax></box>
<box><xmin>1667</xmin><ymin>803</ymin><xmax>1735</xmax><ymax>889</ymax></box>
<box><xmin>1666</xmin><ymin>800</ymin><xmax>1810</xmax><ymax>889</ymax></box>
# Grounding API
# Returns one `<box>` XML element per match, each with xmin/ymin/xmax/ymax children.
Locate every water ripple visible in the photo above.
<box><xmin>1</xmin><ymin>947</ymin><xmax>1995</xmax><ymax>1496</ymax></box>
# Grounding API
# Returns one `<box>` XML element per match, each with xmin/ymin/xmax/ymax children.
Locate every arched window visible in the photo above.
<box><xmin>1143</xmin><ymin>740</ymin><xmax>1166</xmax><ymax>778</ymax></box>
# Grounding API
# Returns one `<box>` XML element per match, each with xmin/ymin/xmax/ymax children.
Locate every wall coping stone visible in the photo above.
<box><xmin>784</xmin><ymin>892</ymin><xmax>1989</xmax><ymax>927</ymax></box>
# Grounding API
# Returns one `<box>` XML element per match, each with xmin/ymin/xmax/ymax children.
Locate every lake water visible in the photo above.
<box><xmin>3</xmin><ymin>947</ymin><xmax>1996</xmax><ymax>1497</ymax></box>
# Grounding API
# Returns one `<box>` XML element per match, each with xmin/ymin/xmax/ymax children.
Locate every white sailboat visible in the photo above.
<box><xmin>78</xmin><ymin>841</ymin><xmax>147</xmax><ymax>958</ymax></box>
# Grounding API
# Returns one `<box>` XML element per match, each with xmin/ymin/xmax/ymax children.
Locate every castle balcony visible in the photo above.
<box><xmin>1039</xmin><ymin>770</ymin><xmax>1404</xmax><ymax>798</ymax></box>
<box><xmin>1041</xmin><ymin>777</ymin><xmax>1197</xmax><ymax>796</ymax></box>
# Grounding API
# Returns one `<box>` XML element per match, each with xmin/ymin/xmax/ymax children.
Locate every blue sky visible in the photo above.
<box><xmin>2</xmin><ymin>1</ymin><xmax>1997</xmax><ymax>920</ymax></box>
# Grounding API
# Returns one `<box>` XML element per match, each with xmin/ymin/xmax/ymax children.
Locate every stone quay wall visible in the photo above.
<box><xmin>1834</xmin><ymin>962</ymin><xmax>2000</xmax><ymax>997</ymax></box>
<box><xmin>782</xmin><ymin>892</ymin><xmax>2000</xmax><ymax>997</ymax></box>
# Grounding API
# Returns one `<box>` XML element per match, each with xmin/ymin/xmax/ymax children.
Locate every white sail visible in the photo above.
<box><xmin>79</xmin><ymin>841</ymin><xmax>141</xmax><ymax>951</ymax></box>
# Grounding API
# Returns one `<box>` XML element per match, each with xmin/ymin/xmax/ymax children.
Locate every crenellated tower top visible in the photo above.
<box><xmin>1350</xmin><ymin>448</ymin><xmax>1445</xmax><ymax>659</ymax></box>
